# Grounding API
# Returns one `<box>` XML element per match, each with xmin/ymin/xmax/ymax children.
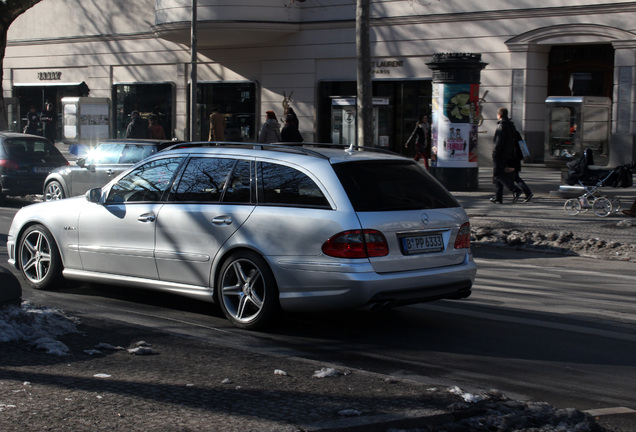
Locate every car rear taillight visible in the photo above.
<box><xmin>322</xmin><ymin>229</ymin><xmax>389</xmax><ymax>258</ymax></box>
<box><xmin>454</xmin><ymin>222</ymin><xmax>471</xmax><ymax>249</ymax></box>
<box><xmin>0</xmin><ymin>159</ymin><xmax>19</xmax><ymax>170</ymax></box>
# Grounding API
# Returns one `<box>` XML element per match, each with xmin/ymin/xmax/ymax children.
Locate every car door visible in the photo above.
<box><xmin>77</xmin><ymin>156</ymin><xmax>183</xmax><ymax>279</ymax></box>
<box><xmin>154</xmin><ymin>157</ymin><xmax>255</xmax><ymax>287</ymax></box>
<box><xmin>69</xmin><ymin>143</ymin><xmax>126</xmax><ymax>196</ymax></box>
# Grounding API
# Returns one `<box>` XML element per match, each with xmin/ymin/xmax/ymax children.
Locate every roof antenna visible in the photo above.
<box><xmin>346</xmin><ymin>143</ymin><xmax>355</xmax><ymax>153</ymax></box>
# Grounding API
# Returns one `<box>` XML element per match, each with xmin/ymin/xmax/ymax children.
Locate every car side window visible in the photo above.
<box><xmin>259</xmin><ymin>162</ymin><xmax>330</xmax><ymax>208</ymax></box>
<box><xmin>222</xmin><ymin>160</ymin><xmax>252</xmax><ymax>203</ymax></box>
<box><xmin>86</xmin><ymin>144</ymin><xmax>125</xmax><ymax>165</ymax></box>
<box><xmin>106</xmin><ymin>157</ymin><xmax>182</xmax><ymax>203</ymax></box>
<box><xmin>119</xmin><ymin>145</ymin><xmax>157</xmax><ymax>164</ymax></box>
<box><xmin>173</xmin><ymin>157</ymin><xmax>236</xmax><ymax>202</ymax></box>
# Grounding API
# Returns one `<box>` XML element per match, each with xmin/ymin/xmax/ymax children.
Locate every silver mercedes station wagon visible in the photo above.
<box><xmin>7</xmin><ymin>143</ymin><xmax>476</xmax><ymax>329</ymax></box>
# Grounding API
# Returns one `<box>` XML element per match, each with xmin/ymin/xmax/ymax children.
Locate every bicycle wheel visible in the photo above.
<box><xmin>593</xmin><ymin>196</ymin><xmax>613</xmax><ymax>217</ymax></box>
<box><xmin>564</xmin><ymin>198</ymin><xmax>581</xmax><ymax>215</ymax></box>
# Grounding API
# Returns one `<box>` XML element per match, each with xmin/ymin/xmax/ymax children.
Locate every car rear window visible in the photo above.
<box><xmin>3</xmin><ymin>138</ymin><xmax>66</xmax><ymax>164</ymax></box>
<box><xmin>332</xmin><ymin>160</ymin><xmax>460</xmax><ymax>211</ymax></box>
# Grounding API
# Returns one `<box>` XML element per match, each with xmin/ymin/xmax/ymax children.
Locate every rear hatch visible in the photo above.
<box><xmin>332</xmin><ymin>159</ymin><xmax>469</xmax><ymax>273</ymax></box>
<box><xmin>3</xmin><ymin>137</ymin><xmax>67</xmax><ymax>175</ymax></box>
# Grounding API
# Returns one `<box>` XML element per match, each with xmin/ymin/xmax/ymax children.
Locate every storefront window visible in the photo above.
<box><xmin>195</xmin><ymin>82</ymin><xmax>257</xmax><ymax>142</ymax></box>
<box><xmin>113</xmin><ymin>83</ymin><xmax>174</xmax><ymax>139</ymax></box>
<box><xmin>318</xmin><ymin>80</ymin><xmax>431</xmax><ymax>154</ymax></box>
<box><xmin>13</xmin><ymin>84</ymin><xmax>86</xmax><ymax>140</ymax></box>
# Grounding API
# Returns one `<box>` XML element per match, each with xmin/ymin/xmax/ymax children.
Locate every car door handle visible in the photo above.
<box><xmin>138</xmin><ymin>213</ymin><xmax>156</xmax><ymax>223</ymax></box>
<box><xmin>212</xmin><ymin>216</ymin><xmax>233</xmax><ymax>225</ymax></box>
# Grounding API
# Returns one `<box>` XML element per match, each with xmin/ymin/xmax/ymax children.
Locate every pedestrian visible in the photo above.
<box><xmin>281</xmin><ymin>114</ymin><xmax>304</xmax><ymax>143</ymax></box>
<box><xmin>284</xmin><ymin>106</ymin><xmax>300</xmax><ymax>129</ymax></box>
<box><xmin>404</xmin><ymin>114</ymin><xmax>430</xmax><ymax>169</ymax></box>
<box><xmin>258</xmin><ymin>111</ymin><xmax>281</xmax><ymax>143</ymax></box>
<box><xmin>208</xmin><ymin>107</ymin><xmax>226</xmax><ymax>141</ymax></box>
<box><xmin>125</xmin><ymin>110</ymin><xmax>148</xmax><ymax>139</ymax></box>
<box><xmin>491</xmin><ymin>107</ymin><xmax>522</xmax><ymax>204</ymax></box>
<box><xmin>148</xmin><ymin>114</ymin><xmax>166</xmax><ymax>139</ymax></box>
<box><xmin>40</xmin><ymin>103</ymin><xmax>56</xmax><ymax>143</ymax></box>
<box><xmin>509</xmin><ymin>129</ymin><xmax>533</xmax><ymax>202</ymax></box>
<box><xmin>24</xmin><ymin>106</ymin><xmax>39</xmax><ymax>135</ymax></box>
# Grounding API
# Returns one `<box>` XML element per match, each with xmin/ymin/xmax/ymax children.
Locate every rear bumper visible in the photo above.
<box><xmin>1</xmin><ymin>174</ymin><xmax>47</xmax><ymax>196</ymax></box>
<box><xmin>272</xmin><ymin>251</ymin><xmax>477</xmax><ymax>312</ymax></box>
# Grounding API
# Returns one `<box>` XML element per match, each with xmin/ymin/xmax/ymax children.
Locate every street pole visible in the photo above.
<box><xmin>356</xmin><ymin>0</ymin><xmax>373</xmax><ymax>147</ymax></box>
<box><xmin>189</xmin><ymin>0</ymin><xmax>197</xmax><ymax>141</ymax></box>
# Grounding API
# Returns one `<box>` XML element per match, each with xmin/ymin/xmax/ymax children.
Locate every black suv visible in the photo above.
<box><xmin>0</xmin><ymin>132</ymin><xmax>68</xmax><ymax>205</ymax></box>
<box><xmin>43</xmin><ymin>139</ymin><xmax>178</xmax><ymax>201</ymax></box>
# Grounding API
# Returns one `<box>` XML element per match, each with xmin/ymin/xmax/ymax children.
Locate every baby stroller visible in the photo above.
<box><xmin>563</xmin><ymin>149</ymin><xmax>634</xmax><ymax>217</ymax></box>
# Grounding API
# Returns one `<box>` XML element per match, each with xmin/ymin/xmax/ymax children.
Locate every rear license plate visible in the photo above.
<box><xmin>33</xmin><ymin>167</ymin><xmax>51</xmax><ymax>173</ymax></box>
<box><xmin>400</xmin><ymin>233</ymin><xmax>444</xmax><ymax>255</ymax></box>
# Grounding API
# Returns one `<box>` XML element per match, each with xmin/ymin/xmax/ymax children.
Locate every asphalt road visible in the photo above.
<box><xmin>1</xmin><ymin>197</ymin><xmax>636</xmax><ymax>431</ymax></box>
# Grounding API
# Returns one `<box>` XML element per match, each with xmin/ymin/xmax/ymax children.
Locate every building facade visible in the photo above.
<box><xmin>5</xmin><ymin>0</ymin><xmax>636</xmax><ymax>167</ymax></box>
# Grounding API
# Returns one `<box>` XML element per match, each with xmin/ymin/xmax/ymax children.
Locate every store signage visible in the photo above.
<box><xmin>372</xmin><ymin>60</ymin><xmax>404</xmax><ymax>75</ymax></box>
<box><xmin>38</xmin><ymin>71</ymin><xmax>62</xmax><ymax>81</ymax></box>
<box><xmin>332</xmin><ymin>97</ymin><xmax>390</xmax><ymax>106</ymax></box>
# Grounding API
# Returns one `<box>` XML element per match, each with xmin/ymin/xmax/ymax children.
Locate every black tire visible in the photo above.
<box><xmin>18</xmin><ymin>224</ymin><xmax>63</xmax><ymax>290</ymax></box>
<box><xmin>216</xmin><ymin>251</ymin><xmax>279</xmax><ymax>330</ymax></box>
<box><xmin>44</xmin><ymin>180</ymin><xmax>65</xmax><ymax>201</ymax></box>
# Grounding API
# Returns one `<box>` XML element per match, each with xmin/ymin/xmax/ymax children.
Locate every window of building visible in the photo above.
<box><xmin>113</xmin><ymin>83</ymin><xmax>174</xmax><ymax>139</ymax></box>
<box><xmin>548</xmin><ymin>44</ymin><xmax>614</xmax><ymax>98</ymax></box>
<box><xmin>194</xmin><ymin>82</ymin><xmax>257</xmax><ymax>142</ymax></box>
<box><xmin>317</xmin><ymin>80</ymin><xmax>431</xmax><ymax>155</ymax></box>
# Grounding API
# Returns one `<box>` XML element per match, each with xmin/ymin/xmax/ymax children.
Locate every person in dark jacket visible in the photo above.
<box><xmin>491</xmin><ymin>107</ymin><xmax>522</xmax><ymax>204</ymax></box>
<box><xmin>40</xmin><ymin>103</ymin><xmax>56</xmax><ymax>143</ymax></box>
<box><xmin>281</xmin><ymin>114</ymin><xmax>304</xmax><ymax>143</ymax></box>
<box><xmin>509</xmin><ymin>132</ymin><xmax>533</xmax><ymax>202</ymax></box>
<box><xmin>24</xmin><ymin>106</ymin><xmax>40</xmax><ymax>135</ymax></box>
<box><xmin>404</xmin><ymin>114</ymin><xmax>430</xmax><ymax>169</ymax></box>
<box><xmin>125</xmin><ymin>110</ymin><xmax>148</xmax><ymax>139</ymax></box>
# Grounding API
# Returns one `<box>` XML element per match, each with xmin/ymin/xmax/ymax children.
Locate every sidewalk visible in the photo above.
<box><xmin>454</xmin><ymin>164</ymin><xmax>636</xmax><ymax>255</ymax></box>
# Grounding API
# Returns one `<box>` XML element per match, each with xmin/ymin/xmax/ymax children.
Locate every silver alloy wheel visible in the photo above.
<box><xmin>220</xmin><ymin>257</ymin><xmax>267</xmax><ymax>324</ymax></box>
<box><xmin>45</xmin><ymin>181</ymin><xmax>64</xmax><ymax>201</ymax></box>
<box><xmin>20</xmin><ymin>228</ymin><xmax>53</xmax><ymax>284</ymax></box>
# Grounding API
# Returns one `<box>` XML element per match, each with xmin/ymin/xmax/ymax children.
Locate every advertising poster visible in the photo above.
<box><xmin>431</xmin><ymin>83</ymin><xmax>480</xmax><ymax>168</ymax></box>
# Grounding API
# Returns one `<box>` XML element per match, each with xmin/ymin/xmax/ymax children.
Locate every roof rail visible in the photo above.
<box><xmin>160</xmin><ymin>141</ymin><xmax>400</xmax><ymax>159</ymax></box>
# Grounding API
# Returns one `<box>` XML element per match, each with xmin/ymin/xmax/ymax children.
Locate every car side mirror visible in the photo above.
<box><xmin>76</xmin><ymin>158</ymin><xmax>86</xmax><ymax>168</ymax></box>
<box><xmin>86</xmin><ymin>188</ymin><xmax>102</xmax><ymax>203</ymax></box>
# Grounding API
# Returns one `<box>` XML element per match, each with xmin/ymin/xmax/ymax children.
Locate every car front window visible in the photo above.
<box><xmin>106</xmin><ymin>157</ymin><xmax>183</xmax><ymax>203</ymax></box>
